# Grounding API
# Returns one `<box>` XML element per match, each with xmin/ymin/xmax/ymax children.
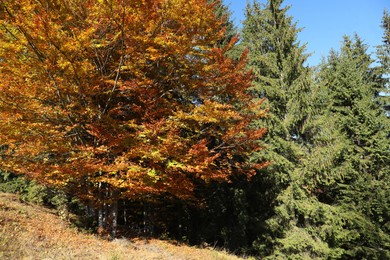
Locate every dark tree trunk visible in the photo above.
<box><xmin>98</xmin><ymin>203</ymin><xmax>106</xmax><ymax>230</ymax></box>
<box><xmin>97</xmin><ymin>182</ymin><xmax>108</xmax><ymax>235</ymax></box>
<box><xmin>96</xmin><ymin>182</ymin><xmax>119</xmax><ymax>239</ymax></box>
<box><xmin>108</xmin><ymin>198</ymin><xmax>118</xmax><ymax>239</ymax></box>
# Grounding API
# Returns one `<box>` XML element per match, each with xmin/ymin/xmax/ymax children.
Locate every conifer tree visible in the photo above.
<box><xmin>377</xmin><ymin>9</ymin><xmax>390</xmax><ymax>115</ymax></box>
<box><xmin>257</xmin><ymin>33</ymin><xmax>390</xmax><ymax>260</ymax></box>
<box><xmin>212</xmin><ymin>0</ymin><xmax>237</xmax><ymax>49</ymax></box>
<box><xmin>240</xmin><ymin>0</ymin><xmax>318</xmax><ymax>256</ymax></box>
<box><xmin>240</xmin><ymin>1</ymin><xmax>390</xmax><ymax>258</ymax></box>
<box><xmin>315</xmin><ymin>35</ymin><xmax>390</xmax><ymax>259</ymax></box>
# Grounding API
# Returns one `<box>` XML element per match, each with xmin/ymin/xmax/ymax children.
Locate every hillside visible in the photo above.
<box><xmin>0</xmin><ymin>193</ymin><xmax>247</xmax><ymax>260</ymax></box>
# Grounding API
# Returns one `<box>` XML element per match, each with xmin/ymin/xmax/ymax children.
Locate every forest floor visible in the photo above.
<box><xmin>0</xmin><ymin>192</ymin><xmax>248</xmax><ymax>260</ymax></box>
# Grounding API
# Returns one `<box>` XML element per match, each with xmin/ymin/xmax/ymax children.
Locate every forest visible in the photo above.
<box><xmin>0</xmin><ymin>0</ymin><xmax>389</xmax><ymax>259</ymax></box>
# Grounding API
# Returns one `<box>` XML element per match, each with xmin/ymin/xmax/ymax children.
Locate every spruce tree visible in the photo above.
<box><xmin>212</xmin><ymin>0</ymin><xmax>237</xmax><ymax>48</ymax></box>
<box><xmin>377</xmin><ymin>10</ymin><xmax>390</xmax><ymax>115</ymax></box>
<box><xmin>315</xmin><ymin>35</ymin><xmax>390</xmax><ymax>259</ymax></box>
<box><xmin>241</xmin><ymin>1</ymin><xmax>390</xmax><ymax>258</ymax></box>
<box><xmin>241</xmin><ymin>0</ymin><xmax>312</xmax><ymax>185</ymax></box>
<box><xmin>263</xmin><ymin>33</ymin><xmax>390</xmax><ymax>259</ymax></box>
<box><xmin>240</xmin><ymin>0</ymin><xmax>319</xmax><ymax>257</ymax></box>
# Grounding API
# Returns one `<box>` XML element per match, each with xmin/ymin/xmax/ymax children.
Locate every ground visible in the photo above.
<box><xmin>0</xmin><ymin>192</ymin><xmax>249</xmax><ymax>260</ymax></box>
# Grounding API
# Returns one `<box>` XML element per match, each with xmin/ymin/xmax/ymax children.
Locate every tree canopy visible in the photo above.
<box><xmin>0</xmin><ymin>0</ymin><xmax>267</xmax><ymax>220</ymax></box>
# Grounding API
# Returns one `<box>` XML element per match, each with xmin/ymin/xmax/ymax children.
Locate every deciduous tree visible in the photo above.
<box><xmin>0</xmin><ymin>0</ymin><xmax>267</xmax><ymax>236</ymax></box>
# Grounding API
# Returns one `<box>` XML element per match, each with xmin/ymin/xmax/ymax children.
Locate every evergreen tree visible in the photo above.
<box><xmin>240</xmin><ymin>0</ymin><xmax>318</xmax><ymax>257</ymax></box>
<box><xmin>241</xmin><ymin>1</ymin><xmax>390</xmax><ymax>258</ymax></box>
<box><xmin>212</xmin><ymin>0</ymin><xmax>238</xmax><ymax>48</ymax></box>
<box><xmin>242</xmin><ymin>0</ymin><xmax>312</xmax><ymax>187</ymax></box>
<box><xmin>377</xmin><ymin>9</ymin><xmax>390</xmax><ymax>116</ymax></box>
<box><xmin>260</xmin><ymin>33</ymin><xmax>390</xmax><ymax>260</ymax></box>
<box><xmin>315</xmin><ymin>35</ymin><xmax>390</xmax><ymax>259</ymax></box>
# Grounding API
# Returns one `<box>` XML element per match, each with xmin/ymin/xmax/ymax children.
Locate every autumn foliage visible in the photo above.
<box><xmin>0</xmin><ymin>0</ymin><xmax>266</xmax><ymax>206</ymax></box>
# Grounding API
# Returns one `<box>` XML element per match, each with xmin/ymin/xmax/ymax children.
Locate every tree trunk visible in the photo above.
<box><xmin>85</xmin><ymin>200</ymin><xmax>95</xmax><ymax>218</ymax></box>
<box><xmin>142</xmin><ymin>200</ymin><xmax>154</xmax><ymax>236</ymax></box>
<box><xmin>109</xmin><ymin>199</ymin><xmax>118</xmax><ymax>239</ymax></box>
<box><xmin>123</xmin><ymin>200</ymin><xmax>127</xmax><ymax>226</ymax></box>
<box><xmin>97</xmin><ymin>182</ymin><xmax>119</xmax><ymax>239</ymax></box>
<box><xmin>98</xmin><ymin>203</ymin><xmax>107</xmax><ymax>231</ymax></box>
<box><xmin>97</xmin><ymin>182</ymin><xmax>107</xmax><ymax>235</ymax></box>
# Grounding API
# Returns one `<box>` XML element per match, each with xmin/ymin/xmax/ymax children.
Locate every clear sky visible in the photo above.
<box><xmin>223</xmin><ymin>0</ymin><xmax>390</xmax><ymax>66</ymax></box>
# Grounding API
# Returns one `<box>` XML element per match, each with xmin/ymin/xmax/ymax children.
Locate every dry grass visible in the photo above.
<box><xmin>0</xmin><ymin>192</ymin><xmax>247</xmax><ymax>260</ymax></box>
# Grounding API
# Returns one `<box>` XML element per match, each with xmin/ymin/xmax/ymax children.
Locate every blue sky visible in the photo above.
<box><xmin>223</xmin><ymin>0</ymin><xmax>390</xmax><ymax>66</ymax></box>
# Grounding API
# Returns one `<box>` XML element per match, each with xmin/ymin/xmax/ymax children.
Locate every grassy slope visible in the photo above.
<box><xmin>0</xmin><ymin>192</ymin><xmax>246</xmax><ymax>260</ymax></box>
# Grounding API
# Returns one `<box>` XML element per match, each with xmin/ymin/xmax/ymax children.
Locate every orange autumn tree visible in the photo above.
<box><xmin>0</xmin><ymin>0</ymin><xmax>267</xmax><ymax>235</ymax></box>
